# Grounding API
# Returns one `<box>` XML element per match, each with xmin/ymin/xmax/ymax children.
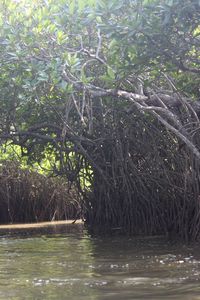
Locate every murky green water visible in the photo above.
<box><xmin>0</xmin><ymin>224</ymin><xmax>200</xmax><ymax>300</ymax></box>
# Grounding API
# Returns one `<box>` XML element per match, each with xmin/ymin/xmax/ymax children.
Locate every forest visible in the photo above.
<box><xmin>0</xmin><ymin>0</ymin><xmax>200</xmax><ymax>241</ymax></box>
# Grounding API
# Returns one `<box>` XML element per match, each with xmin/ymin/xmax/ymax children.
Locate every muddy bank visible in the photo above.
<box><xmin>0</xmin><ymin>220</ymin><xmax>84</xmax><ymax>237</ymax></box>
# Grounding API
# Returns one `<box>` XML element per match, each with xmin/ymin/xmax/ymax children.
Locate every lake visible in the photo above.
<box><xmin>0</xmin><ymin>223</ymin><xmax>200</xmax><ymax>299</ymax></box>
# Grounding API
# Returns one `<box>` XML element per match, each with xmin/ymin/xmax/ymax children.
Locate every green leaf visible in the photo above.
<box><xmin>97</xmin><ymin>0</ymin><xmax>106</xmax><ymax>9</ymax></box>
<box><xmin>107</xmin><ymin>67</ymin><xmax>115</xmax><ymax>80</ymax></box>
<box><xmin>57</xmin><ymin>30</ymin><xmax>66</xmax><ymax>44</ymax></box>
<box><xmin>96</xmin><ymin>16</ymin><xmax>102</xmax><ymax>23</ymax></box>
<box><xmin>78</xmin><ymin>0</ymin><xmax>85</xmax><ymax>12</ymax></box>
<box><xmin>81</xmin><ymin>69</ymin><xmax>87</xmax><ymax>83</ymax></box>
<box><xmin>59</xmin><ymin>80</ymin><xmax>68</xmax><ymax>90</ymax></box>
<box><xmin>69</xmin><ymin>0</ymin><xmax>75</xmax><ymax>14</ymax></box>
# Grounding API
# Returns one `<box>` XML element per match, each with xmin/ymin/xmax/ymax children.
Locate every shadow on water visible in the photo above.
<box><xmin>0</xmin><ymin>223</ymin><xmax>200</xmax><ymax>300</ymax></box>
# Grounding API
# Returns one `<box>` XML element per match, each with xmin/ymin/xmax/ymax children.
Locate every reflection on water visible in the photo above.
<box><xmin>0</xmin><ymin>225</ymin><xmax>200</xmax><ymax>299</ymax></box>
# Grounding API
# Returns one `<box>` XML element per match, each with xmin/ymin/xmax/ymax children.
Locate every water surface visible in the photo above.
<box><xmin>0</xmin><ymin>224</ymin><xmax>200</xmax><ymax>299</ymax></box>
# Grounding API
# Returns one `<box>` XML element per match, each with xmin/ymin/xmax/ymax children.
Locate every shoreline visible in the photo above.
<box><xmin>0</xmin><ymin>219</ymin><xmax>83</xmax><ymax>230</ymax></box>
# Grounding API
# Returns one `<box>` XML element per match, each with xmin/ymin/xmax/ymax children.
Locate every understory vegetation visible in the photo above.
<box><xmin>0</xmin><ymin>160</ymin><xmax>80</xmax><ymax>223</ymax></box>
<box><xmin>0</xmin><ymin>0</ymin><xmax>200</xmax><ymax>241</ymax></box>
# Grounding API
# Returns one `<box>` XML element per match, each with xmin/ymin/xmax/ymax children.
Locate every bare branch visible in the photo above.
<box><xmin>96</xmin><ymin>28</ymin><xmax>102</xmax><ymax>58</ymax></box>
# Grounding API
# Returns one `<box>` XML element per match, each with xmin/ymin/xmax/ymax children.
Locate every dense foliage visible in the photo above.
<box><xmin>0</xmin><ymin>0</ymin><xmax>200</xmax><ymax>240</ymax></box>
